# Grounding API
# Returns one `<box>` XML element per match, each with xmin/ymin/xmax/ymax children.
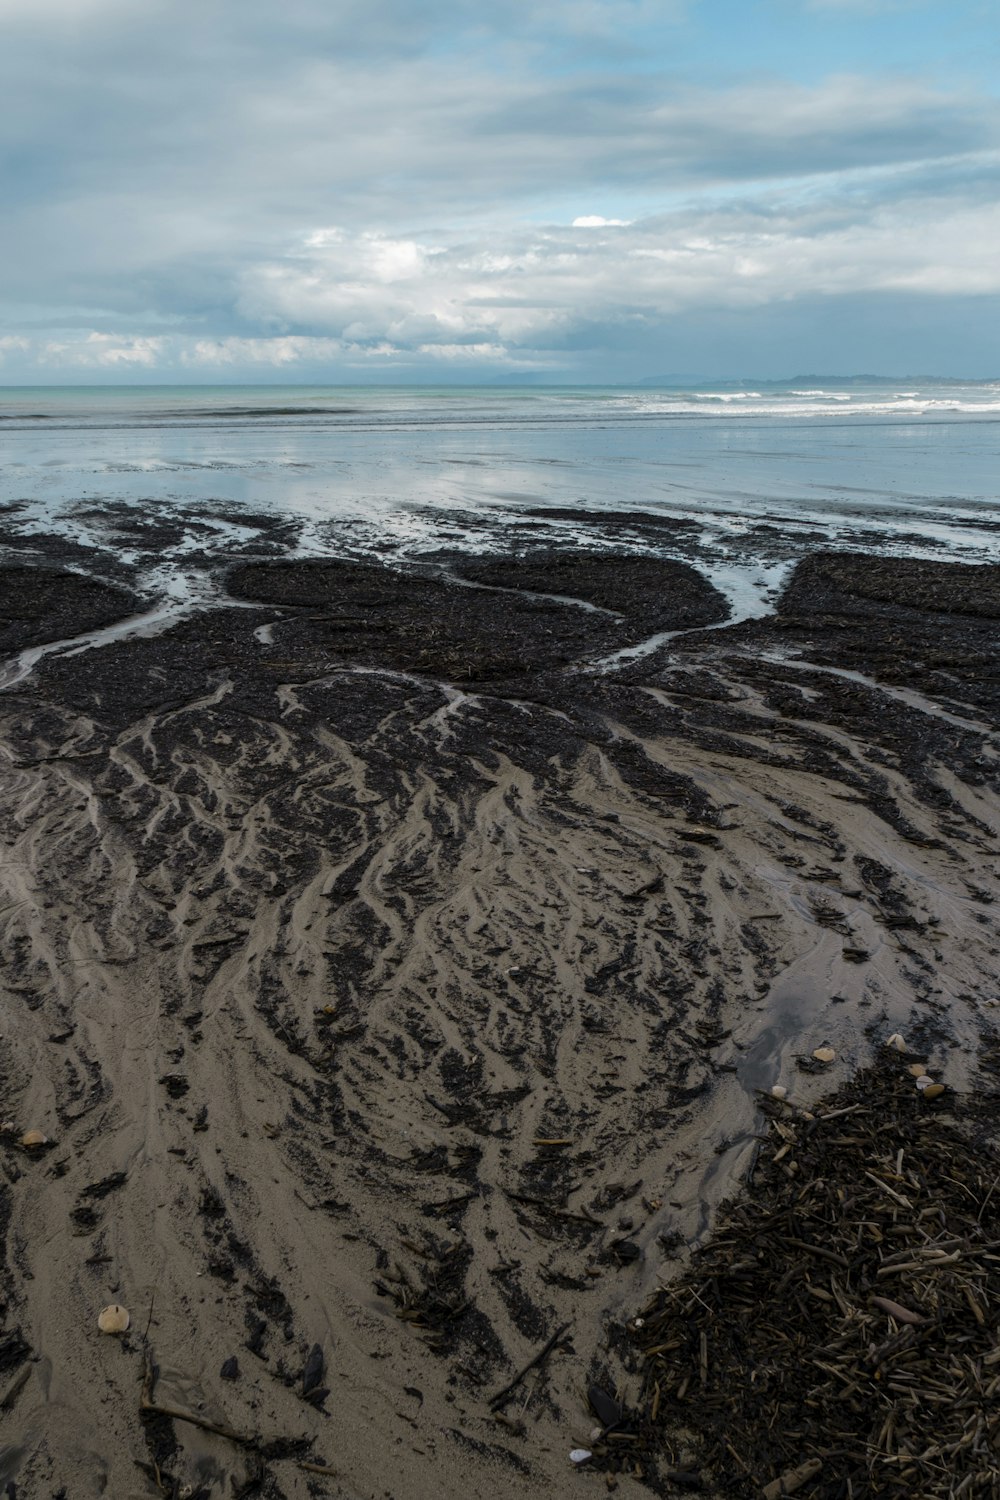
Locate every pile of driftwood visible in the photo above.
<box><xmin>636</xmin><ymin>1056</ymin><xmax>1000</xmax><ymax>1497</ymax></box>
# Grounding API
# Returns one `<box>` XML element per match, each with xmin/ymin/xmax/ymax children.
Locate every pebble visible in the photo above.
<box><xmin>20</xmin><ymin>1130</ymin><xmax>47</xmax><ymax>1148</ymax></box>
<box><xmin>570</xmin><ymin>1450</ymin><xmax>593</xmax><ymax>1465</ymax></box>
<box><xmin>812</xmin><ymin>1046</ymin><xmax>836</xmax><ymax>1064</ymax></box>
<box><xmin>921</xmin><ymin>1083</ymin><xmax>945</xmax><ymax>1100</ymax></box>
<box><xmin>770</xmin><ymin>1085</ymin><xmax>788</xmax><ymax>1100</ymax></box>
<box><xmin>907</xmin><ymin>1064</ymin><xmax>927</xmax><ymax>1078</ymax></box>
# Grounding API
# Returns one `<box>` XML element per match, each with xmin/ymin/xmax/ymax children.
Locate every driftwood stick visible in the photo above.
<box><xmin>140</xmin><ymin>1350</ymin><xmax>256</xmax><ymax>1447</ymax></box>
<box><xmin>489</xmin><ymin>1322</ymin><xmax>571</xmax><ymax>1409</ymax></box>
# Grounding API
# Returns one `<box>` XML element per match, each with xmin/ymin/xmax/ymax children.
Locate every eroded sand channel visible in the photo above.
<box><xmin>0</xmin><ymin>542</ymin><xmax>997</xmax><ymax>1498</ymax></box>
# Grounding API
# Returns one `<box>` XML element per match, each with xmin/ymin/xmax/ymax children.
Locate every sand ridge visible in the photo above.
<box><xmin>0</xmin><ymin>544</ymin><xmax>996</xmax><ymax>1497</ymax></box>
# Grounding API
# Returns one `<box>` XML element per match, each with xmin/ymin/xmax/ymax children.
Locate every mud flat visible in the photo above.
<box><xmin>0</xmin><ymin>535</ymin><xmax>997</xmax><ymax>1498</ymax></box>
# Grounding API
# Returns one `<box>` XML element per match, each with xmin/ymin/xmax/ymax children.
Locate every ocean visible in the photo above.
<box><xmin>0</xmin><ymin>381</ymin><xmax>997</xmax><ymax>636</ymax></box>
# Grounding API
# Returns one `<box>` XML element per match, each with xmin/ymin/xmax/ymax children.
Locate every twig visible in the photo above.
<box><xmin>489</xmin><ymin>1322</ymin><xmax>571</xmax><ymax>1409</ymax></box>
<box><xmin>976</xmin><ymin>1169</ymin><xmax>1000</xmax><ymax>1224</ymax></box>
<box><xmin>782</xmin><ymin>1238</ymin><xmax>849</xmax><ymax>1269</ymax></box>
<box><xmin>140</xmin><ymin>1350</ymin><xmax>255</xmax><ymax>1447</ymax></box>
<box><xmin>143</xmin><ymin>1291</ymin><xmax>156</xmax><ymax>1342</ymax></box>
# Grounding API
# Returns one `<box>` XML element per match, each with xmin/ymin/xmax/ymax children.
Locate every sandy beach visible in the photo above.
<box><xmin>0</xmin><ymin>518</ymin><xmax>998</xmax><ymax>1498</ymax></box>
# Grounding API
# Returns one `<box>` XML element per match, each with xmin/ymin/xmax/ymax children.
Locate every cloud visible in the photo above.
<box><xmin>0</xmin><ymin>0</ymin><xmax>996</xmax><ymax>377</ymax></box>
<box><xmin>230</xmin><ymin>176</ymin><xmax>1000</xmax><ymax>351</ymax></box>
<box><xmin>8</xmin><ymin>171</ymin><xmax>997</xmax><ymax>377</ymax></box>
<box><xmin>38</xmin><ymin>333</ymin><xmax>164</xmax><ymax>367</ymax></box>
<box><xmin>1</xmin><ymin>60</ymin><xmax>993</xmax><ymax>324</ymax></box>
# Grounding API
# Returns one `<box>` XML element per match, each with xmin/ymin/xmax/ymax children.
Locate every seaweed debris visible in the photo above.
<box><xmin>635</xmin><ymin>1058</ymin><xmax>1000</xmax><ymax>1498</ymax></box>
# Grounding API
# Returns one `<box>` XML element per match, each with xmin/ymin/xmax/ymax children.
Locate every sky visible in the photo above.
<box><xmin>0</xmin><ymin>0</ymin><xmax>998</xmax><ymax>383</ymax></box>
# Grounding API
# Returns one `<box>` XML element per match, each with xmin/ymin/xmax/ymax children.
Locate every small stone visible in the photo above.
<box><xmin>770</xmin><ymin>1085</ymin><xmax>788</xmax><ymax>1100</ymax></box>
<box><xmin>907</xmin><ymin>1064</ymin><xmax>927</xmax><ymax>1078</ymax></box>
<box><xmin>812</xmin><ymin>1046</ymin><xmax>836</xmax><ymax>1064</ymax></box>
<box><xmin>220</xmin><ymin>1356</ymin><xmax>239</xmax><ymax>1380</ymax></box>
<box><xmin>921</xmin><ymin>1083</ymin><xmax>945</xmax><ymax>1100</ymax></box>
<box><xmin>570</xmin><ymin>1449</ymin><xmax>593</xmax><ymax>1465</ymax></box>
<box><xmin>20</xmin><ymin>1130</ymin><xmax>48</xmax><ymax>1148</ymax></box>
<box><xmin>98</xmin><ymin>1304</ymin><xmax>130</xmax><ymax>1334</ymax></box>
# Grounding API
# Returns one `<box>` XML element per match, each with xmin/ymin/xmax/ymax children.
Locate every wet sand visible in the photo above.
<box><xmin>0</xmin><ymin>524</ymin><xmax>997</xmax><ymax>1498</ymax></box>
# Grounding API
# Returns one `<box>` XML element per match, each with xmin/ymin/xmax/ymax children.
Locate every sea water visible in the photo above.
<box><xmin>0</xmin><ymin>382</ymin><xmax>996</xmax><ymax>637</ymax></box>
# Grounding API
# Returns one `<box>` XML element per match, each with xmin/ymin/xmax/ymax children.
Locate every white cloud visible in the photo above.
<box><xmin>572</xmin><ymin>216</ymin><xmax>631</xmax><ymax>227</ymax></box>
<box><xmin>38</xmin><ymin>333</ymin><xmax>164</xmax><ymax>366</ymax></box>
<box><xmin>5</xmin><ymin>176</ymin><xmax>996</xmax><ymax>377</ymax></box>
<box><xmin>183</xmin><ymin>336</ymin><xmax>346</xmax><ymax>367</ymax></box>
<box><xmin>233</xmin><ymin>190</ymin><xmax>1000</xmax><ymax>350</ymax></box>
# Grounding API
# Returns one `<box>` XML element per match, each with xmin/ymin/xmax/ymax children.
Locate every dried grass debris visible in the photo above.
<box><xmin>634</xmin><ymin>1060</ymin><xmax>1000</xmax><ymax>1498</ymax></box>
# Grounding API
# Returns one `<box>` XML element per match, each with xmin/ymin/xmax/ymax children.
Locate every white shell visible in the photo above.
<box><xmin>570</xmin><ymin>1449</ymin><xmax>593</xmax><ymax>1465</ymax></box>
<box><xmin>886</xmin><ymin>1033</ymin><xmax>907</xmax><ymax>1052</ymax></box>
<box><xmin>98</xmin><ymin>1304</ymin><xmax>130</xmax><ymax>1334</ymax></box>
<box><xmin>770</xmin><ymin>1085</ymin><xmax>788</xmax><ymax>1100</ymax></box>
<box><xmin>915</xmin><ymin>1074</ymin><xmax>933</xmax><ymax>1090</ymax></box>
<box><xmin>20</xmin><ymin>1130</ymin><xmax>47</xmax><ymax>1148</ymax></box>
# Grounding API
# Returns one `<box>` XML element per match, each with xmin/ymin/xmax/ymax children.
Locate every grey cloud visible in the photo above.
<box><xmin>1</xmin><ymin>0</ymin><xmax>997</xmax><ymax>377</ymax></box>
<box><xmin>3</xmin><ymin>174</ymin><xmax>995</xmax><ymax>375</ymax></box>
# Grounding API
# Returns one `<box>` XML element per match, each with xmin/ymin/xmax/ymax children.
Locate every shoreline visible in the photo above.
<box><xmin>0</xmin><ymin>520</ymin><xmax>997</xmax><ymax>1497</ymax></box>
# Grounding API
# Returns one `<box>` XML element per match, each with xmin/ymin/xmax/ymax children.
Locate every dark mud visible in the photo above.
<box><xmin>0</xmin><ymin>565</ymin><xmax>141</xmax><ymax>653</ymax></box>
<box><xmin>453</xmin><ymin>551</ymin><xmax>728</xmax><ymax>629</ymax></box>
<box><xmin>782</xmin><ymin>550</ymin><xmax>1000</xmax><ymax>621</ymax></box>
<box><xmin>228</xmin><ymin>554</ymin><xmax>730</xmax><ymax>681</ymax></box>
